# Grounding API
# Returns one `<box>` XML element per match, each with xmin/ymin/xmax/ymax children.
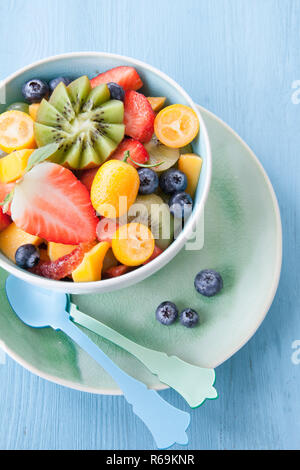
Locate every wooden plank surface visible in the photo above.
<box><xmin>0</xmin><ymin>0</ymin><xmax>299</xmax><ymax>450</ymax></box>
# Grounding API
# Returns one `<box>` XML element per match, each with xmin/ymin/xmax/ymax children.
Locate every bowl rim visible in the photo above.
<box><xmin>0</xmin><ymin>51</ymin><xmax>212</xmax><ymax>294</ymax></box>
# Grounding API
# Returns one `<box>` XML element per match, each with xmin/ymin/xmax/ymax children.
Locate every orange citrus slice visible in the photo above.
<box><xmin>0</xmin><ymin>111</ymin><xmax>36</xmax><ymax>153</ymax></box>
<box><xmin>112</xmin><ymin>223</ymin><xmax>154</xmax><ymax>266</ymax></box>
<box><xmin>154</xmin><ymin>104</ymin><xmax>199</xmax><ymax>148</ymax></box>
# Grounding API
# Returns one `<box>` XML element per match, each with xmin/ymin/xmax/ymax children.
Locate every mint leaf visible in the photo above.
<box><xmin>0</xmin><ymin>190</ymin><xmax>14</xmax><ymax>213</ymax></box>
<box><xmin>26</xmin><ymin>142</ymin><xmax>60</xmax><ymax>172</ymax></box>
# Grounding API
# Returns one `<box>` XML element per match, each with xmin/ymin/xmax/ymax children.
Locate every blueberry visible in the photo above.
<box><xmin>22</xmin><ymin>79</ymin><xmax>49</xmax><ymax>103</ymax></box>
<box><xmin>194</xmin><ymin>269</ymin><xmax>223</xmax><ymax>297</ymax></box>
<box><xmin>15</xmin><ymin>244</ymin><xmax>40</xmax><ymax>269</ymax></box>
<box><xmin>156</xmin><ymin>301</ymin><xmax>178</xmax><ymax>325</ymax></box>
<box><xmin>49</xmin><ymin>77</ymin><xmax>72</xmax><ymax>92</ymax></box>
<box><xmin>138</xmin><ymin>168</ymin><xmax>159</xmax><ymax>195</ymax></box>
<box><xmin>107</xmin><ymin>82</ymin><xmax>125</xmax><ymax>101</ymax></box>
<box><xmin>160</xmin><ymin>169</ymin><xmax>187</xmax><ymax>194</ymax></box>
<box><xmin>168</xmin><ymin>191</ymin><xmax>193</xmax><ymax>219</ymax></box>
<box><xmin>179</xmin><ymin>308</ymin><xmax>199</xmax><ymax>328</ymax></box>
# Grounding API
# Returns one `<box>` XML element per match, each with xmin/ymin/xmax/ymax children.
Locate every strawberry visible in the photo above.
<box><xmin>79</xmin><ymin>167</ymin><xmax>99</xmax><ymax>192</ymax></box>
<box><xmin>104</xmin><ymin>264</ymin><xmax>129</xmax><ymax>278</ymax></box>
<box><xmin>111</xmin><ymin>138</ymin><xmax>149</xmax><ymax>168</ymax></box>
<box><xmin>0</xmin><ymin>210</ymin><xmax>11</xmax><ymax>231</ymax></box>
<box><xmin>143</xmin><ymin>245</ymin><xmax>163</xmax><ymax>264</ymax></box>
<box><xmin>11</xmin><ymin>162</ymin><xmax>98</xmax><ymax>245</ymax></box>
<box><xmin>124</xmin><ymin>91</ymin><xmax>155</xmax><ymax>143</ymax></box>
<box><xmin>31</xmin><ymin>242</ymin><xmax>95</xmax><ymax>280</ymax></box>
<box><xmin>96</xmin><ymin>218</ymin><xmax>119</xmax><ymax>243</ymax></box>
<box><xmin>0</xmin><ymin>182</ymin><xmax>15</xmax><ymax>216</ymax></box>
<box><xmin>91</xmin><ymin>66</ymin><xmax>143</xmax><ymax>91</ymax></box>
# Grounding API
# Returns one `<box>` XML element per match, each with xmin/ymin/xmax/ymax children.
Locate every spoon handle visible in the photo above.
<box><xmin>70</xmin><ymin>303</ymin><xmax>217</xmax><ymax>408</ymax></box>
<box><xmin>60</xmin><ymin>316</ymin><xmax>190</xmax><ymax>449</ymax></box>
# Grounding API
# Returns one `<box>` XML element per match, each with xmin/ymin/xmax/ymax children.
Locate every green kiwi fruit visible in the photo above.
<box><xmin>34</xmin><ymin>76</ymin><xmax>125</xmax><ymax>169</ymax></box>
<box><xmin>127</xmin><ymin>194</ymin><xmax>174</xmax><ymax>250</ymax></box>
<box><xmin>144</xmin><ymin>135</ymin><xmax>180</xmax><ymax>172</ymax></box>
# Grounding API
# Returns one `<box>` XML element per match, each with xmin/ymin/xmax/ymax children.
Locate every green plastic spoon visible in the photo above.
<box><xmin>69</xmin><ymin>301</ymin><xmax>217</xmax><ymax>408</ymax></box>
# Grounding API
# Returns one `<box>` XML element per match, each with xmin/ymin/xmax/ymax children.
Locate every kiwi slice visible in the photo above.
<box><xmin>144</xmin><ymin>135</ymin><xmax>180</xmax><ymax>172</ymax></box>
<box><xmin>34</xmin><ymin>76</ymin><xmax>125</xmax><ymax>169</ymax></box>
<box><xmin>127</xmin><ymin>194</ymin><xmax>174</xmax><ymax>250</ymax></box>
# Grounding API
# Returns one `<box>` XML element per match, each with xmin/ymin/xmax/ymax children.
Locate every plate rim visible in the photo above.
<box><xmin>2</xmin><ymin>105</ymin><xmax>282</xmax><ymax>395</ymax></box>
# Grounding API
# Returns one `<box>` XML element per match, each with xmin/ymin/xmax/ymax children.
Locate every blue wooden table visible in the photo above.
<box><xmin>0</xmin><ymin>0</ymin><xmax>299</xmax><ymax>450</ymax></box>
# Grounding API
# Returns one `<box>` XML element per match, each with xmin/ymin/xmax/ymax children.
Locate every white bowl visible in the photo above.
<box><xmin>0</xmin><ymin>52</ymin><xmax>212</xmax><ymax>294</ymax></box>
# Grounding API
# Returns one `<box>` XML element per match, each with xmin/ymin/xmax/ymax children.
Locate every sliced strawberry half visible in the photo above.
<box><xmin>124</xmin><ymin>91</ymin><xmax>155</xmax><ymax>143</ymax></box>
<box><xmin>0</xmin><ymin>210</ymin><xmax>11</xmax><ymax>231</ymax></box>
<box><xmin>79</xmin><ymin>167</ymin><xmax>99</xmax><ymax>192</ymax></box>
<box><xmin>0</xmin><ymin>182</ymin><xmax>15</xmax><ymax>216</ymax></box>
<box><xmin>96</xmin><ymin>218</ymin><xmax>119</xmax><ymax>244</ymax></box>
<box><xmin>91</xmin><ymin>66</ymin><xmax>143</xmax><ymax>91</ymax></box>
<box><xmin>111</xmin><ymin>138</ymin><xmax>149</xmax><ymax>168</ymax></box>
<box><xmin>11</xmin><ymin>162</ymin><xmax>98</xmax><ymax>245</ymax></box>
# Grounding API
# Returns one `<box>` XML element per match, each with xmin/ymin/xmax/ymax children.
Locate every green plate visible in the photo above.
<box><xmin>0</xmin><ymin>106</ymin><xmax>282</xmax><ymax>394</ymax></box>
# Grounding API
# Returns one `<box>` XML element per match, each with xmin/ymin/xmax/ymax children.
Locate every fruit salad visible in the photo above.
<box><xmin>0</xmin><ymin>66</ymin><xmax>203</xmax><ymax>282</ymax></box>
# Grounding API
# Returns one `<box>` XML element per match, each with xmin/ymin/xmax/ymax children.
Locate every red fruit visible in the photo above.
<box><xmin>104</xmin><ymin>264</ymin><xmax>129</xmax><ymax>278</ymax></box>
<box><xmin>124</xmin><ymin>91</ymin><xmax>155</xmax><ymax>143</ymax></box>
<box><xmin>31</xmin><ymin>242</ymin><xmax>94</xmax><ymax>280</ymax></box>
<box><xmin>11</xmin><ymin>162</ymin><xmax>98</xmax><ymax>245</ymax></box>
<box><xmin>96</xmin><ymin>218</ymin><xmax>119</xmax><ymax>244</ymax></box>
<box><xmin>79</xmin><ymin>167</ymin><xmax>99</xmax><ymax>192</ymax></box>
<box><xmin>0</xmin><ymin>182</ymin><xmax>14</xmax><ymax>216</ymax></box>
<box><xmin>0</xmin><ymin>210</ymin><xmax>11</xmax><ymax>231</ymax></box>
<box><xmin>111</xmin><ymin>138</ymin><xmax>149</xmax><ymax>168</ymax></box>
<box><xmin>143</xmin><ymin>245</ymin><xmax>163</xmax><ymax>265</ymax></box>
<box><xmin>91</xmin><ymin>66</ymin><xmax>143</xmax><ymax>91</ymax></box>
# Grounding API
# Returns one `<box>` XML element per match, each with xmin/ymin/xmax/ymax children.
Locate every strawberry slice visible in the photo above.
<box><xmin>96</xmin><ymin>218</ymin><xmax>119</xmax><ymax>243</ymax></box>
<box><xmin>0</xmin><ymin>182</ymin><xmax>15</xmax><ymax>216</ymax></box>
<box><xmin>104</xmin><ymin>264</ymin><xmax>129</xmax><ymax>278</ymax></box>
<box><xmin>0</xmin><ymin>210</ymin><xmax>11</xmax><ymax>231</ymax></box>
<box><xmin>11</xmin><ymin>162</ymin><xmax>98</xmax><ymax>245</ymax></box>
<box><xmin>79</xmin><ymin>167</ymin><xmax>99</xmax><ymax>192</ymax></box>
<box><xmin>91</xmin><ymin>66</ymin><xmax>143</xmax><ymax>91</ymax></box>
<box><xmin>111</xmin><ymin>138</ymin><xmax>149</xmax><ymax>168</ymax></box>
<box><xmin>124</xmin><ymin>91</ymin><xmax>155</xmax><ymax>143</ymax></box>
<box><xmin>31</xmin><ymin>242</ymin><xmax>95</xmax><ymax>280</ymax></box>
<box><xmin>143</xmin><ymin>245</ymin><xmax>163</xmax><ymax>264</ymax></box>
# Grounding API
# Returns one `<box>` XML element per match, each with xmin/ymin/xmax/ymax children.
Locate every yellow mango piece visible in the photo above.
<box><xmin>47</xmin><ymin>242</ymin><xmax>77</xmax><ymax>261</ymax></box>
<box><xmin>147</xmin><ymin>97</ymin><xmax>166</xmax><ymax>112</ymax></box>
<box><xmin>0</xmin><ymin>222</ymin><xmax>42</xmax><ymax>261</ymax></box>
<box><xmin>72</xmin><ymin>241</ymin><xmax>110</xmax><ymax>282</ymax></box>
<box><xmin>29</xmin><ymin>103</ymin><xmax>40</xmax><ymax>121</ymax></box>
<box><xmin>0</xmin><ymin>149</ymin><xmax>34</xmax><ymax>183</ymax></box>
<box><xmin>178</xmin><ymin>153</ymin><xmax>203</xmax><ymax>197</ymax></box>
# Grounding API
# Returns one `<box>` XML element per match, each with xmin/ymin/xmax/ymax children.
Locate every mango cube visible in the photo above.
<box><xmin>147</xmin><ymin>97</ymin><xmax>166</xmax><ymax>112</ymax></box>
<box><xmin>0</xmin><ymin>149</ymin><xmax>34</xmax><ymax>183</ymax></box>
<box><xmin>47</xmin><ymin>242</ymin><xmax>77</xmax><ymax>261</ymax></box>
<box><xmin>72</xmin><ymin>241</ymin><xmax>110</xmax><ymax>282</ymax></box>
<box><xmin>178</xmin><ymin>153</ymin><xmax>203</xmax><ymax>198</ymax></box>
<box><xmin>0</xmin><ymin>222</ymin><xmax>42</xmax><ymax>261</ymax></box>
<box><xmin>29</xmin><ymin>103</ymin><xmax>40</xmax><ymax>121</ymax></box>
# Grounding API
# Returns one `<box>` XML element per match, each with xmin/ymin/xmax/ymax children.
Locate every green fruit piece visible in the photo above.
<box><xmin>144</xmin><ymin>135</ymin><xmax>180</xmax><ymax>172</ymax></box>
<box><xmin>49</xmin><ymin>82</ymin><xmax>75</xmax><ymax>121</ymax></box>
<box><xmin>6</xmin><ymin>102</ymin><xmax>29</xmax><ymax>114</ymax></box>
<box><xmin>34</xmin><ymin>77</ymin><xmax>125</xmax><ymax>169</ymax></box>
<box><xmin>127</xmin><ymin>194</ymin><xmax>174</xmax><ymax>250</ymax></box>
<box><xmin>180</xmin><ymin>143</ymin><xmax>193</xmax><ymax>154</ymax></box>
<box><xmin>67</xmin><ymin>76</ymin><xmax>91</xmax><ymax>115</ymax></box>
<box><xmin>82</xmin><ymin>84</ymin><xmax>110</xmax><ymax>112</ymax></box>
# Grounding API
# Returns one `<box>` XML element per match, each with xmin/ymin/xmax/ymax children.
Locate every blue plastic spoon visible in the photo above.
<box><xmin>5</xmin><ymin>275</ymin><xmax>190</xmax><ymax>449</ymax></box>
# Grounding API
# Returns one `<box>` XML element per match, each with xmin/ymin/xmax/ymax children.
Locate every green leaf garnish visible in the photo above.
<box><xmin>123</xmin><ymin>150</ymin><xmax>164</xmax><ymax>168</ymax></box>
<box><xmin>0</xmin><ymin>190</ymin><xmax>14</xmax><ymax>213</ymax></box>
<box><xmin>26</xmin><ymin>142</ymin><xmax>60</xmax><ymax>172</ymax></box>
